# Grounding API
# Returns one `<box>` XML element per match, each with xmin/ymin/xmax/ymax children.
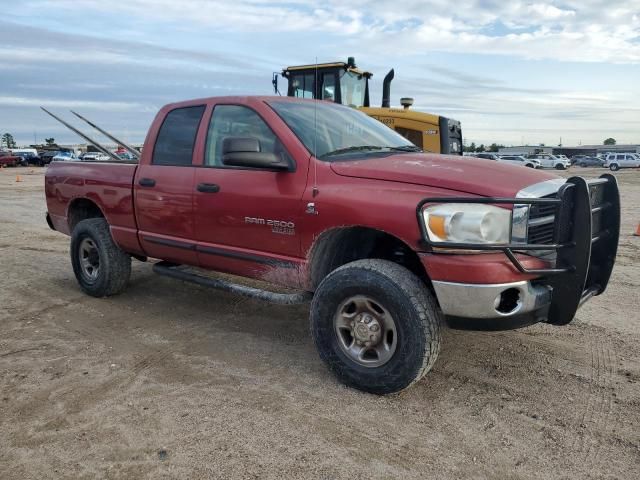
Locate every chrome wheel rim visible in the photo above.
<box><xmin>79</xmin><ymin>237</ymin><xmax>100</xmax><ymax>282</ymax></box>
<box><xmin>334</xmin><ymin>295</ymin><xmax>397</xmax><ymax>368</ymax></box>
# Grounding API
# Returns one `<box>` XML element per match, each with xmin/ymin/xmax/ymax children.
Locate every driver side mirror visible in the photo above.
<box><xmin>221</xmin><ymin>137</ymin><xmax>290</xmax><ymax>171</ymax></box>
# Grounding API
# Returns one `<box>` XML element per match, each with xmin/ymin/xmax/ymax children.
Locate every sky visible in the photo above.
<box><xmin>0</xmin><ymin>0</ymin><xmax>639</xmax><ymax>147</ymax></box>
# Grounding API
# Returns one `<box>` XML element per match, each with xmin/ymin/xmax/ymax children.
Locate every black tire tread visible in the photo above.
<box><xmin>311</xmin><ymin>259</ymin><xmax>442</xmax><ymax>394</ymax></box>
<box><xmin>70</xmin><ymin>218</ymin><xmax>131</xmax><ymax>297</ymax></box>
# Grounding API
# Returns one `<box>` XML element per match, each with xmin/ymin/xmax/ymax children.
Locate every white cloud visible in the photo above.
<box><xmin>526</xmin><ymin>4</ymin><xmax>576</xmax><ymax>20</ymax></box>
<box><xmin>26</xmin><ymin>0</ymin><xmax>638</xmax><ymax>64</ymax></box>
<box><xmin>2</xmin><ymin>1</ymin><xmax>639</xmax><ymax>145</ymax></box>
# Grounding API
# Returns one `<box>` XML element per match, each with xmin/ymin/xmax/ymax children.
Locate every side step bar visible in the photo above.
<box><xmin>153</xmin><ymin>262</ymin><xmax>312</xmax><ymax>305</ymax></box>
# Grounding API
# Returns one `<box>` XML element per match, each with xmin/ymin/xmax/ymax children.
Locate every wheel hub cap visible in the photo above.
<box><xmin>334</xmin><ymin>295</ymin><xmax>397</xmax><ymax>368</ymax></box>
<box><xmin>353</xmin><ymin>313</ymin><xmax>381</xmax><ymax>345</ymax></box>
<box><xmin>79</xmin><ymin>237</ymin><xmax>100</xmax><ymax>281</ymax></box>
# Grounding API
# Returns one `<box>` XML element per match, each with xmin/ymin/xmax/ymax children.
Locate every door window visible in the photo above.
<box><xmin>152</xmin><ymin>105</ymin><xmax>205</xmax><ymax>165</ymax></box>
<box><xmin>322</xmin><ymin>73</ymin><xmax>336</xmax><ymax>101</ymax></box>
<box><xmin>291</xmin><ymin>74</ymin><xmax>314</xmax><ymax>99</ymax></box>
<box><xmin>204</xmin><ymin>105</ymin><xmax>292</xmax><ymax>167</ymax></box>
<box><xmin>339</xmin><ymin>71</ymin><xmax>366</xmax><ymax>107</ymax></box>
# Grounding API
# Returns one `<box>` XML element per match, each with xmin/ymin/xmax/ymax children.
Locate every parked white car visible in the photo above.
<box><xmin>52</xmin><ymin>151</ymin><xmax>78</xmax><ymax>162</ymax></box>
<box><xmin>604</xmin><ymin>153</ymin><xmax>640</xmax><ymax>171</ymax></box>
<box><xmin>498</xmin><ymin>155</ymin><xmax>541</xmax><ymax>168</ymax></box>
<box><xmin>82</xmin><ymin>152</ymin><xmax>111</xmax><ymax>161</ymax></box>
<box><xmin>473</xmin><ymin>152</ymin><xmax>501</xmax><ymax>161</ymax></box>
<box><xmin>526</xmin><ymin>154</ymin><xmax>571</xmax><ymax>170</ymax></box>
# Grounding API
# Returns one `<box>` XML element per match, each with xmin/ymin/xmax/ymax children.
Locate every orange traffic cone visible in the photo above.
<box><xmin>634</xmin><ymin>223</ymin><xmax>640</xmax><ymax>236</ymax></box>
<box><xmin>15</xmin><ymin>175</ymin><xmax>22</xmax><ymax>182</ymax></box>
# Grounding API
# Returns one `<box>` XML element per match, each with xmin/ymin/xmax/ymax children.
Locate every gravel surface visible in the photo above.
<box><xmin>1</xmin><ymin>166</ymin><xmax>639</xmax><ymax>479</ymax></box>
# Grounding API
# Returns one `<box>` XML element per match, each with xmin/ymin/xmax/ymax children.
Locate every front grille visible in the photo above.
<box><xmin>527</xmin><ymin>193</ymin><xmax>558</xmax><ymax>245</ymax></box>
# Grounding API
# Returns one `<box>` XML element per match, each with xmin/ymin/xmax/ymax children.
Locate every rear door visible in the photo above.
<box><xmin>134</xmin><ymin>104</ymin><xmax>206</xmax><ymax>265</ymax></box>
<box><xmin>623</xmin><ymin>154</ymin><xmax>639</xmax><ymax>167</ymax></box>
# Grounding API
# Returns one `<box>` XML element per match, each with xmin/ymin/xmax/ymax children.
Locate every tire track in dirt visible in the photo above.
<box><xmin>0</xmin><ymin>244</ymin><xmax>66</xmax><ymax>254</ymax></box>
<box><xmin>571</xmin><ymin>328</ymin><xmax>617</xmax><ymax>468</ymax></box>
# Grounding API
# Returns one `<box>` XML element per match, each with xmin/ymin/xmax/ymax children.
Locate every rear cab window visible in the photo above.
<box><xmin>152</xmin><ymin>105</ymin><xmax>205</xmax><ymax>165</ymax></box>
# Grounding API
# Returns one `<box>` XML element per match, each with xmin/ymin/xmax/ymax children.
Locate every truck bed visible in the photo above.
<box><xmin>45</xmin><ymin>160</ymin><xmax>139</xmax><ymax>242</ymax></box>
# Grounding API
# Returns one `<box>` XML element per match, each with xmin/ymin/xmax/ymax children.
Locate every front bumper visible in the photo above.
<box><xmin>418</xmin><ymin>174</ymin><xmax>620</xmax><ymax>329</ymax></box>
<box><xmin>433</xmin><ymin>280</ymin><xmax>552</xmax><ymax>330</ymax></box>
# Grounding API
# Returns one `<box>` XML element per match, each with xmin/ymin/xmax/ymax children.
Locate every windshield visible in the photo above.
<box><xmin>340</xmin><ymin>70</ymin><xmax>366</xmax><ymax>107</ymax></box>
<box><xmin>268</xmin><ymin>100</ymin><xmax>416</xmax><ymax>160</ymax></box>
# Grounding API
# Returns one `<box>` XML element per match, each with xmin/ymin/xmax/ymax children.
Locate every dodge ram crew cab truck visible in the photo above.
<box><xmin>44</xmin><ymin>96</ymin><xmax>620</xmax><ymax>395</ymax></box>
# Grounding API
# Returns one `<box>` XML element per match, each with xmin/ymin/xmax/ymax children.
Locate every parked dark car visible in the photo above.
<box><xmin>576</xmin><ymin>156</ymin><xmax>604</xmax><ymax>167</ymax></box>
<box><xmin>39</xmin><ymin>151</ymin><xmax>59</xmax><ymax>165</ymax></box>
<box><xmin>15</xmin><ymin>152</ymin><xmax>43</xmax><ymax>166</ymax></box>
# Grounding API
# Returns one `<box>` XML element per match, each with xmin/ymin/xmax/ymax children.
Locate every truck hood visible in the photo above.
<box><xmin>329</xmin><ymin>153</ymin><xmax>560</xmax><ymax>197</ymax></box>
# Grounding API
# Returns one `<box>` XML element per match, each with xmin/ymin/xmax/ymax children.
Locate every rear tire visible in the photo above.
<box><xmin>310</xmin><ymin>259</ymin><xmax>442</xmax><ymax>395</ymax></box>
<box><xmin>580</xmin><ymin>162</ymin><xmax>586</xmax><ymax>167</ymax></box>
<box><xmin>70</xmin><ymin>218</ymin><xmax>131</xmax><ymax>297</ymax></box>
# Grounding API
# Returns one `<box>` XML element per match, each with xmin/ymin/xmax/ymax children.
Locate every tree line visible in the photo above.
<box><xmin>2</xmin><ymin>133</ymin><xmax>56</xmax><ymax>149</ymax></box>
<box><xmin>463</xmin><ymin>142</ymin><xmax>504</xmax><ymax>153</ymax></box>
<box><xmin>464</xmin><ymin>138</ymin><xmax>618</xmax><ymax>153</ymax></box>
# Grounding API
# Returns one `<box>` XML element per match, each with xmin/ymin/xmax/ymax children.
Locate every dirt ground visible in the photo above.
<box><xmin>1</xmin><ymin>165</ymin><xmax>639</xmax><ymax>479</ymax></box>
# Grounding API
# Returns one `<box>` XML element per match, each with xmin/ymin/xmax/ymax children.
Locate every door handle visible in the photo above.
<box><xmin>138</xmin><ymin>178</ymin><xmax>156</xmax><ymax>187</ymax></box>
<box><xmin>197</xmin><ymin>183</ymin><xmax>220</xmax><ymax>193</ymax></box>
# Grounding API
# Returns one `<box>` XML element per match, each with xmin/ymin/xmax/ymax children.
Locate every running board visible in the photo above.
<box><xmin>153</xmin><ymin>262</ymin><xmax>312</xmax><ymax>305</ymax></box>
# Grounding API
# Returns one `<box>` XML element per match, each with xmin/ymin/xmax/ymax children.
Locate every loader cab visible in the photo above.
<box><xmin>278</xmin><ymin>58</ymin><xmax>372</xmax><ymax>108</ymax></box>
<box><xmin>275</xmin><ymin>57</ymin><xmax>463</xmax><ymax>155</ymax></box>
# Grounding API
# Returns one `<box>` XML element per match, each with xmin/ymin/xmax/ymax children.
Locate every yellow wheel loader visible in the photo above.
<box><xmin>273</xmin><ymin>57</ymin><xmax>462</xmax><ymax>155</ymax></box>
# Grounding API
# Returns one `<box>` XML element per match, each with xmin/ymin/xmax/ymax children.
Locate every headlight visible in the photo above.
<box><xmin>422</xmin><ymin>203</ymin><xmax>512</xmax><ymax>244</ymax></box>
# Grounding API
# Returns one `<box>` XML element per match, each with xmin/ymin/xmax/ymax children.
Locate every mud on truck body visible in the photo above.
<box><xmin>43</xmin><ymin>96</ymin><xmax>620</xmax><ymax>394</ymax></box>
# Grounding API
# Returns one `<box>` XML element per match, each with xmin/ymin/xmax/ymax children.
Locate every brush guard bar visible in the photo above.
<box><xmin>416</xmin><ymin>174</ymin><xmax>620</xmax><ymax>325</ymax></box>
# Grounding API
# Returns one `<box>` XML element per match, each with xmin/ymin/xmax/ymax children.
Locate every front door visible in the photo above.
<box><xmin>134</xmin><ymin>104</ymin><xmax>206</xmax><ymax>265</ymax></box>
<box><xmin>193</xmin><ymin>104</ymin><xmax>308</xmax><ymax>287</ymax></box>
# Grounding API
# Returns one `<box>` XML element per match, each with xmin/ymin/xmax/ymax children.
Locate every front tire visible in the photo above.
<box><xmin>310</xmin><ymin>259</ymin><xmax>442</xmax><ymax>395</ymax></box>
<box><xmin>609</xmin><ymin>164</ymin><xmax>620</xmax><ymax>171</ymax></box>
<box><xmin>70</xmin><ymin>218</ymin><xmax>131</xmax><ymax>297</ymax></box>
<box><xmin>555</xmin><ymin>163</ymin><xmax>565</xmax><ymax>170</ymax></box>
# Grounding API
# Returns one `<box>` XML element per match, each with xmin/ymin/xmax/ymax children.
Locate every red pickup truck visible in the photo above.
<box><xmin>44</xmin><ymin>96</ymin><xmax>620</xmax><ymax>394</ymax></box>
<box><xmin>0</xmin><ymin>151</ymin><xmax>21</xmax><ymax>167</ymax></box>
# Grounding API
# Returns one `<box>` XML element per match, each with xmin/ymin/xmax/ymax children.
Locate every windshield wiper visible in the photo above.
<box><xmin>320</xmin><ymin>145</ymin><xmax>385</xmax><ymax>158</ymax></box>
<box><xmin>387</xmin><ymin>145</ymin><xmax>422</xmax><ymax>152</ymax></box>
<box><xmin>320</xmin><ymin>144</ymin><xmax>423</xmax><ymax>158</ymax></box>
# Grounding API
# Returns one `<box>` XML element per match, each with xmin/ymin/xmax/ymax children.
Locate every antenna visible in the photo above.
<box><xmin>312</xmin><ymin>57</ymin><xmax>319</xmax><ymax>197</ymax></box>
<box><xmin>70</xmin><ymin>110</ymin><xmax>140</xmax><ymax>159</ymax></box>
<box><xmin>40</xmin><ymin>108</ymin><xmax>124</xmax><ymax>163</ymax></box>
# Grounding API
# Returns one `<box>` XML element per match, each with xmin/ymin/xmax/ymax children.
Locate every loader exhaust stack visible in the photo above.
<box><xmin>381</xmin><ymin>69</ymin><xmax>394</xmax><ymax>108</ymax></box>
